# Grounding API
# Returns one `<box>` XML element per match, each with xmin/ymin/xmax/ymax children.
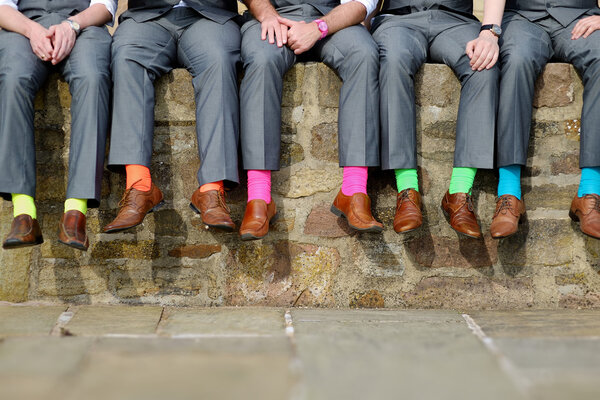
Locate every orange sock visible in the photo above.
<box><xmin>125</xmin><ymin>164</ymin><xmax>152</xmax><ymax>191</ymax></box>
<box><xmin>199</xmin><ymin>181</ymin><xmax>224</xmax><ymax>193</ymax></box>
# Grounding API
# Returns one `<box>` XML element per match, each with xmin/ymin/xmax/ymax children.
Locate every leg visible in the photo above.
<box><xmin>0</xmin><ymin>31</ymin><xmax>48</xmax><ymax>200</ymax></box>
<box><xmin>178</xmin><ymin>17</ymin><xmax>241</xmax><ymax>186</ymax></box>
<box><xmin>371</xmin><ymin>16</ymin><xmax>428</xmax><ymax>170</ymax></box>
<box><xmin>178</xmin><ymin>17</ymin><xmax>240</xmax><ymax>231</ymax></box>
<box><xmin>239</xmin><ymin>18</ymin><xmax>296</xmax><ymax>171</ymax></box>
<box><xmin>58</xmin><ymin>26</ymin><xmax>112</xmax><ymax>208</ymax></box>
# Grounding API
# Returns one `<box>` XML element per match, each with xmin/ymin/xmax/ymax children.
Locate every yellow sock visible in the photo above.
<box><xmin>64</xmin><ymin>198</ymin><xmax>87</xmax><ymax>215</ymax></box>
<box><xmin>12</xmin><ymin>194</ymin><xmax>37</xmax><ymax>219</ymax></box>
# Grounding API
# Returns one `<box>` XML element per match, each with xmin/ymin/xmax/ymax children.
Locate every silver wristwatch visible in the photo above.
<box><xmin>65</xmin><ymin>19</ymin><xmax>81</xmax><ymax>36</ymax></box>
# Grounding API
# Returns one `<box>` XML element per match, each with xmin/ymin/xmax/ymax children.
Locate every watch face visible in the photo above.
<box><xmin>491</xmin><ymin>25</ymin><xmax>502</xmax><ymax>36</ymax></box>
<box><xmin>317</xmin><ymin>21</ymin><xmax>327</xmax><ymax>32</ymax></box>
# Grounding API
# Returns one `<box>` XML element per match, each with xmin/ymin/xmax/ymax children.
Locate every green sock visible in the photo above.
<box><xmin>394</xmin><ymin>168</ymin><xmax>419</xmax><ymax>192</ymax></box>
<box><xmin>12</xmin><ymin>194</ymin><xmax>37</xmax><ymax>219</ymax></box>
<box><xmin>448</xmin><ymin>167</ymin><xmax>477</xmax><ymax>194</ymax></box>
<box><xmin>64</xmin><ymin>198</ymin><xmax>87</xmax><ymax>215</ymax></box>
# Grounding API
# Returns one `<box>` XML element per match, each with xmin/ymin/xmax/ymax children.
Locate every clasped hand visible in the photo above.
<box><xmin>466</xmin><ymin>31</ymin><xmax>499</xmax><ymax>71</ymax></box>
<box><xmin>261</xmin><ymin>15</ymin><xmax>321</xmax><ymax>55</ymax></box>
<box><xmin>29</xmin><ymin>21</ymin><xmax>76</xmax><ymax>65</ymax></box>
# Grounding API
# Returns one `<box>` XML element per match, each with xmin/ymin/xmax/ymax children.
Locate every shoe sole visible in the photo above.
<box><xmin>330</xmin><ymin>205</ymin><xmax>384</xmax><ymax>233</ymax></box>
<box><xmin>2</xmin><ymin>237</ymin><xmax>44</xmax><ymax>249</ymax></box>
<box><xmin>103</xmin><ymin>201</ymin><xmax>165</xmax><ymax>234</ymax></box>
<box><xmin>58</xmin><ymin>239</ymin><xmax>88</xmax><ymax>251</ymax></box>
<box><xmin>239</xmin><ymin>213</ymin><xmax>279</xmax><ymax>241</ymax></box>
<box><xmin>491</xmin><ymin>214</ymin><xmax>526</xmax><ymax>240</ymax></box>
<box><xmin>441</xmin><ymin>206</ymin><xmax>481</xmax><ymax>239</ymax></box>
<box><xmin>188</xmin><ymin>203</ymin><xmax>235</xmax><ymax>232</ymax></box>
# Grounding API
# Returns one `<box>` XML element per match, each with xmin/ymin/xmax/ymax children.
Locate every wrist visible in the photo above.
<box><xmin>313</xmin><ymin>19</ymin><xmax>328</xmax><ymax>40</ymax></box>
<box><xmin>479</xmin><ymin>30</ymin><xmax>498</xmax><ymax>41</ymax></box>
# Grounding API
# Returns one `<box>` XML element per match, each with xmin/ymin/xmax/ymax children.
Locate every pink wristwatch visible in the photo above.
<box><xmin>314</xmin><ymin>19</ymin><xmax>328</xmax><ymax>40</ymax></box>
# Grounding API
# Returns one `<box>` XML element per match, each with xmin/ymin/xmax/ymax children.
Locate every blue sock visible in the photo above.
<box><xmin>577</xmin><ymin>167</ymin><xmax>600</xmax><ymax>197</ymax></box>
<box><xmin>497</xmin><ymin>165</ymin><xmax>522</xmax><ymax>199</ymax></box>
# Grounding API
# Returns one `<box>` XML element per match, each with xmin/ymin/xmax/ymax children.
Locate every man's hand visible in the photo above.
<box><xmin>571</xmin><ymin>15</ymin><xmax>600</xmax><ymax>40</ymax></box>
<box><xmin>466</xmin><ymin>30</ymin><xmax>499</xmax><ymax>71</ymax></box>
<box><xmin>46</xmin><ymin>21</ymin><xmax>77</xmax><ymax>64</ymax></box>
<box><xmin>261</xmin><ymin>13</ymin><xmax>288</xmax><ymax>47</ymax></box>
<box><xmin>27</xmin><ymin>22</ymin><xmax>53</xmax><ymax>61</ymax></box>
<box><xmin>277</xmin><ymin>17</ymin><xmax>321</xmax><ymax>55</ymax></box>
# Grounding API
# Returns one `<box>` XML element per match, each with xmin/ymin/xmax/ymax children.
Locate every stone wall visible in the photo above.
<box><xmin>1</xmin><ymin>62</ymin><xmax>599</xmax><ymax>309</ymax></box>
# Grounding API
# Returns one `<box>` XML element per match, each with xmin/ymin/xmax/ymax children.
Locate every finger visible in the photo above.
<box><xmin>573</xmin><ymin>20</ymin><xmax>590</xmax><ymax>39</ymax></box>
<box><xmin>261</xmin><ymin>22</ymin><xmax>268</xmax><ymax>41</ymax></box>
<box><xmin>465</xmin><ymin>41</ymin><xmax>475</xmax><ymax>60</ymax></box>
<box><xmin>487</xmin><ymin>51</ymin><xmax>499</xmax><ymax>69</ymax></box>
<box><xmin>277</xmin><ymin>16</ymin><xmax>295</xmax><ymax>27</ymax></box>
<box><xmin>281</xmin><ymin>24</ymin><xmax>288</xmax><ymax>44</ymax></box>
<box><xmin>472</xmin><ymin>47</ymin><xmax>487</xmax><ymax>70</ymax></box>
<box><xmin>52</xmin><ymin>32</ymin><xmax>63</xmax><ymax>60</ymax></box>
<box><xmin>45</xmin><ymin>26</ymin><xmax>55</xmax><ymax>38</ymax></box>
<box><xmin>267</xmin><ymin>25</ymin><xmax>275</xmax><ymax>44</ymax></box>
<box><xmin>583</xmin><ymin>25</ymin><xmax>597</xmax><ymax>38</ymax></box>
<box><xmin>41</xmin><ymin>39</ymin><xmax>53</xmax><ymax>59</ymax></box>
<box><xmin>275</xmin><ymin>24</ymin><xmax>283</xmax><ymax>47</ymax></box>
<box><xmin>57</xmin><ymin>35</ymin><xmax>72</xmax><ymax>64</ymax></box>
<box><xmin>479</xmin><ymin>51</ymin><xmax>494</xmax><ymax>71</ymax></box>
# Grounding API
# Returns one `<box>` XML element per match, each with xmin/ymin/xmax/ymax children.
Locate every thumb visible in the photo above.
<box><xmin>465</xmin><ymin>41</ymin><xmax>475</xmax><ymax>59</ymax></box>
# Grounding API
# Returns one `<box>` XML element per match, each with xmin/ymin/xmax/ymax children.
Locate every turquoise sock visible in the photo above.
<box><xmin>578</xmin><ymin>167</ymin><xmax>600</xmax><ymax>197</ymax></box>
<box><xmin>448</xmin><ymin>167</ymin><xmax>477</xmax><ymax>194</ymax></box>
<box><xmin>394</xmin><ymin>168</ymin><xmax>419</xmax><ymax>192</ymax></box>
<box><xmin>498</xmin><ymin>165</ymin><xmax>522</xmax><ymax>199</ymax></box>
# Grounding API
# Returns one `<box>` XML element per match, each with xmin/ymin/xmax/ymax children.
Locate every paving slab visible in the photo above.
<box><xmin>62</xmin><ymin>338</ymin><xmax>295</xmax><ymax>400</ymax></box>
<box><xmin>64</xmin><ymin>305</ymin><xmax>163</xmax><ymax>336</ymax></box>
<box><xmin>468</xmin><ymin>310</ymin><xmax>600</xmax><ymax>338</ymax></box>
<box><xmin>291</xmin><ymin>309</ymin><xmax>524</xmax><ymax>400</ymax></box>
<box><xmin>158</xmin><ymin>307</ymin><xmax>286</xmax><ymax>337</ymax></box>
<box><xmin>0</xmin><ymin>305</ymin><xmax>67</xmax><ymax>337</ymax></box>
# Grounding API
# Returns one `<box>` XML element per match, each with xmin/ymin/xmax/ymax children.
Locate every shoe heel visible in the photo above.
<box><xmin>569</xmin><ymin>209</ymin><xmax>579</xmax><ymax>222</ymax></box>
<box><xmin>189</xmin><ymin>203</ymin><xmax>200</xmax><ymax>215</ymax></box>
<box><xmin>149</xmin><ymin>200</ymin><xmax>165</xmax><ymax>214</ymax></box>
<box><xmin>330</xmin><ymin>205</ymin><xmax>343</xmax><ymax>217</ymax></box>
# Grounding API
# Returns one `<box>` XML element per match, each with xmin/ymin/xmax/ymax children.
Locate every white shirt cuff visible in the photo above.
<box><xmin>340</xmin><ymin>0</ymin><xmax>378</xmax><ymax>17</ymax></box>
<box><xmin>90</xmin><ymin>0</ymin><xmax>117</xmax><ymax>19</ymax></box>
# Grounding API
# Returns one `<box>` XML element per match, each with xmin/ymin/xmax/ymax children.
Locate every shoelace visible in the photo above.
<box><xmin>494</xmin><ymin>195</ymin><xmax>512</xmax><ymax>216</ymax></box>
<box><xmin>217</xmin><ymin>190</ymin><xmax>231</xmax><ymax>213</ymax></box>
<box><xmin>585</xmin><ymin>194</ymin><xmax>600</xmax><ymax>213</ymax></box>
<box><xmin>465</xmin><ymin>193</ymin><xmax>475</xmax><ymax>212</ymax></box>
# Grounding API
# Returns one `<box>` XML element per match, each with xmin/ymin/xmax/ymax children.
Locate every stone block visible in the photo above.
<box><xmin>168</xmin><ymin>244</ymin><xmax>221</xmax><ymax>259</ymax></box>
<box><xmin>405</xmin><ymin>234</ymin><xmax>497</xmax><ymax>269</ymax></box>
<box><xmin>91</xmin><ymin>240</ymin><xmax>159</xmax><ymax>260</ymax></box>
<box><xmin>273</xmin><ymin>167</ymin><xmax>342</xmax><ymax>198</ymax></box>
<box><xmin>352</xmin><ymin>239</ymin><xmax>405</xmax><ymax>277</ymax></box>
<box><xmin>304</xmin><ymin>204</ymin><xmax>353</xmax><ymax>237</ymax></box>
<box><xmin>523</xmin><ymin>184</ymin><xmax>578</xmax><ymax>210</ymax></box>
<box><xmin>533</xmin><ymin>64</ymin><xmax>574</xmax><ymax>108</ymax></box>
<box><xmin>37</xmin><ymin>263</ymin><xmax>109</xmax><ymax>297</ymax></box>
<box><xmin>318</xmin><ymin>63</ymin><xmax>341</xmax><ymax>108</ymax></box>
<box><xmin>349</xmin><ymin>290</ymin><xmax>385</xmax><ymax>308</ymax></box>
<box><xmin>415</xmin><ymin>64</ymin><xmax>460</xmax><ymax>107</ymax></box>
<box><xmin>551</xmin><ymin>153</ymin><xmax>580</xmax><ymax>175</ymax></box>
<box><xmin>310</xmin><ymin>122</ymin><xmax>338</xmax><ymax>163</ymax></box>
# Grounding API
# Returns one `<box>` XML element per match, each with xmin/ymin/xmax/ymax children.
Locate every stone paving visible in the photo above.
<box><xmin>0</xmin><ymin>305</ymin><xmax>599</xmax><ymax>400</ymax></box>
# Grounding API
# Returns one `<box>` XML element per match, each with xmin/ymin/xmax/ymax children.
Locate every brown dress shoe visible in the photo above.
<box><xmin>58</xmin><ymin>210</ymin><xmax>89</xmax><ymax>251</ymax></box>
<box><xmin>570</xmin><ymin>194</ymin><xmax>600</xmax><ymax>239</ymax></box>
<box><xmin>103</xmin><ymin>183</ymin><xmax>164</xmax><ymax>233</ymax></box>
<box><xmin>441</xmin><ymin>191</ymin><xmax>481</xmax><ymax>238</ymax></box>
<box><xmin>490</xmin><ymin>195</ymin><xmax>525</xmax><ymax>239</ymax></box>
<box><xmin>394</xmin><ymin>189</ymin><xmax>423</xmax><ymax>233</ymax></box>
<box><xmin>190</xmin><ymin>189</ymin><xmax>235</xmax><ymax>231</ymax></box>
<box><xmin>239</xmin><ymin>199</ymin><xmax>277</xmax><ymax>240</ymax></box>
<box><xmin>331</xmin><ymin>190</ymin><xmax>383</xmax><ymax>232</ymax></box>
<box><xmin>3</xmin><ymin>214</ymin><xmax>43</xmax><ymax>249</ymax></box>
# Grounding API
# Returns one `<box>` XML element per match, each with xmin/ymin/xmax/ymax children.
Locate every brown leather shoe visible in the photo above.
<box><xmin>103</xmin><ymin>183</ymin><xmax>164</xmax><ymax>233</ymax></box>
<box><xmin>190</xmin><ymin>189</ymin><xmax>235</xmax><ymax>231</ymax></box>
<box><xmin>394</xmin><ymin>189</ymin><xmax>422</xmax><ymax>233</ymax></box>
<box><xmin>239</xmin><ymin>199</ymin><xmax>277</xmax><ymax>240</ymax></box>
<box><xmin>331</xmin><ymin>190</ymin><xmax>383</xmax><ymax>232</ymax></box>
<box><xmin>2</xmin><ymin>214</ymin><xmax>43</xmax><ymax>249</ymax></box>
<box><xmin>441</xmin><ymin>191</ymin><xmax>481</xmax><ymax>238</ymax></box>
<box><xmin>490</xmin><ymin>195</ymin><xmax>525</xmax><ymax>239</ymax></box>
<box><xmin>58</xmin><ymin>210</ymin><xmax>89</xmax><ymax>251</ymax></box>
<box><xmin>570</xmin><ymin>193</ymin><xmax>600</xmax><ymax>239</ymax></box>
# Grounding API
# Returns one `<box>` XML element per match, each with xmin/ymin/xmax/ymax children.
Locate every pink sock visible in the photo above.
<box><xmin>247</xmin><ymin>170</ymin><xmax>272</xmax><ymax>203</ymax></box>
<box><xmin>341</xmin><ymin>167</ymin><xmax>368</xmax><ymax>196</ymax></box>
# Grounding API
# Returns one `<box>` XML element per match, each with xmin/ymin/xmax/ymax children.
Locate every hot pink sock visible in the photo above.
<box><xmin>341</xmin><ymin>167</ymin><xmax>368</xmax><ymax>196</ymax></box>
<box><xmin>247</xmin><ymin>170</ymin><xmax>272</xmax><ymax>203</ymax></box>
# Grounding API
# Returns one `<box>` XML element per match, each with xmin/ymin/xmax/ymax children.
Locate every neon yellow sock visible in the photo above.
<box><xmin>64</xmin><ymin>198</ymin><xmax>87</xmax><ymax>215</ymax></box>
<box><xmin>448</xmin><ymin>167</ymin><xmax>477</xmax><ymax>194</ymax></box>
<box><xmin>12</xmin><ymin>194</ymin><xmax>37</xmax><ymax>219</ymax></box>
<box><xmin>394</xmin><ymin>168</ymin><xmax>419</xmax><ymax>192</ymax></box>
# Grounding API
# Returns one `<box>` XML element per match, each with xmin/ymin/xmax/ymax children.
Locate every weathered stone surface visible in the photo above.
<box><xmin>64</xmin><ymin>305</ymin><xmax>163</xmax><ymax>335</ymax></box>
<box><xmin>91</xmin><ymin>240</ymin><xmax>159</xmax><ymax>260</ymax></box>
<box><xmin>0</xmin><ymin>306</ymin><xmax>66</xmax><ymax>337</ymax></box>
<box><xmin>559</xmin><ymin>292</ymin><xmax>600</xmax><ymax>308</ymax></box>
<box><xmin>226</xmin><ymin>242</ymin><xmax>340</xmax><ymax>306</ymax></box>
<box><xmin>304</xmin><ymin>204</ymin><xmax>353</xmax><ymax>237</ymax></box>
<box><xmin>273</xmin><ymin>167</ymin><xmax>342</xmax><ymax>198</ymax></box>
<box><xmin>523</xmin><ymin>184</ymin><xmax>579</xmax><ymax>210</ymax></box>
<box><xmin>405</xmin><ymin>234</ymin><xmax>497</xmax><ymax>269</ymax></box>
<box><xmin>310</xmin><ymin>122</ymin><xmax>338</xmax><ymax>163</ymax></box>
<box><xmin>168</xmin><ymin>244</ymin><xmax>221</xmax><ymax>259</ymax></box>
<box><xmin>534</xmin><ymin>64</ymin><xmax>574</xmax><ymax>108</ymax></box>
<box><xmin>551</xmin><ymin>153</ymin><xmax>580</xmax><ymax>175</ymax></box>
<box><xmin>352</xmin><ymin>240</ymin><xmax>405</xmax><ymax>277</ymax></box>
<box><xmin>400</xmin><ymin>277</ymin><xmax>534</xmax><ymax>309</ymax></box>
<box><xmin>37</xmin><ymin>263</ymin><xmax>109</xmax><ymax>297</ymax></box>
<box><xmin>349</xmin><ymin>290</ymin><xmax>385</xmax><ymax>308</ymax></box>
<box><xmin>415</xmin><ymin>64</ymin><xmax>459</xmax><ymax>107</ymax></box>
<box><xmin>280</xmin><ymin>141</ymin><xmax>304</xmax><ymax>168</ymax></box>
<box><xmin>421</xmin><ymin>120</ymin><xmax>457</xmax><ymax>140</ymax></box>
<box><xmin>0</xmin><ymin>247</ymin><xmax>31</xmax><ymax>302</ymax></box>
<box><xmin>317</xmin><ymin>63</ymin><xmax>341</xmax><ymax>108</ymax></box>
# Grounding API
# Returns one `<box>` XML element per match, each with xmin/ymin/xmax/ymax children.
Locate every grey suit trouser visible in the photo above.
<box><xmin>372</xmin><ymin>10</ymin><xmax>498</xmax><ymax>170</ymax></box>
<box><xmin>498</xmin><ymin>11</ymin><xmax>600</xmax><ymax>168</ymax></box>
<box><xmin>109</xmin><ymin>7</ymin><xmax>241</xmax><ymax>186</ymax></box>
<box><xmin>0</xmin><ymin>13</ymin><xmax>111</xmax><ymax>207</ymax></box>
<box><xmin>240</xmin><ymin>5</ymin><xmax>379</xmax><ymax>170</ymax></box>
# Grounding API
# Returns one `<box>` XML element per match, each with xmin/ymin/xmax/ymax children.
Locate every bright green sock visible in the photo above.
<box><xmin>448</xmin><ymin>167</ymin><xmax>477</xmax><ymax>194</ymax></box>
<box><xmin>12</xmin><ymin>194</ymin><xmax>37</xmax><ymax>219</ymax></box>
<box><xmin>64</xmin><ymin>198</ymin><xmax>87</xmax><ymax>215</ymax></box>
<box><xmin>394</xmin><ymin>168</ymin><xmax>419</xmax><ymax>192</ymax></box>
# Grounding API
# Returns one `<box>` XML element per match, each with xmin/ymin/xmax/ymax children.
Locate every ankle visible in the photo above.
<box><xmin>126</xmin><ymin>165</ymin><xmax>152</xmax><ymax>191</ymax></box>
